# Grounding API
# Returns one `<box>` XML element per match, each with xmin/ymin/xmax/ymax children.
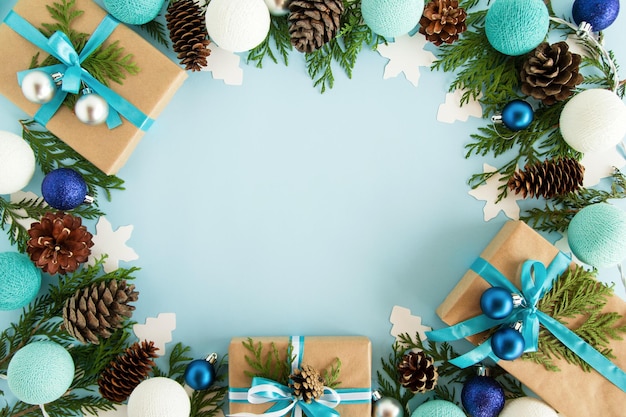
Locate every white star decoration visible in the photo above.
<box><xmin>89</xmin><ymin>217</ymin><xmax>139</xmax><ymax>273</ymax></box>
<box><xmin>389</xmin><ymin>305</ymin><xmax>431</xmax><ymax>342</ymax></box>
<box><xmin>133</xmin><ymin>313</ymin><xmax>177</xmax><ymax>356</ymax></box>
<box><xmin>203</xmin><ymin>45</ymin><xmax>244</xmax><ymax>85</ymax></box>
<box><xmin>468</xmin><ymin>163</ymin><xmax>524</xmax><ymax>221</ymax></box>
<box><xmin>377</xmin><ymin>34</ymin><xmax>436</xmax><ymax>87</ymax></box>
<box><xmin>437</xmin><ymin>89</ymin><xmax>483</xmax><ymax>123</ymax></box>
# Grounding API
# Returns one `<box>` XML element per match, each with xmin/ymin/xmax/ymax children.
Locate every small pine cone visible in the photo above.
<box><xmin>520</xmin><ymin>42</ymin><xmax>584</xmax><ymax>106</ymax></box>
<box><xmin>419</xmin><ymin>0</ymin><xmax>467</xmax><ymax>46</ymax></box>
<box><xmin>288</xmin><ymin>0</ymin><xmax>344</xmax><ymax>53</ymax></box>
<box><xmin>98</xmin><ymin>340</ymin><xmax>159</xmax><ymax>403</ymax></box>
<box><xmin>508</xmin><ymin>157</ymin><xmax>585</xmax><ymax>199</ymax></box>
<box><xmin>62</xmin><ymin>280</ymin><xmax>139</xmax><ymax>344</ymax></box>
<box><xmin>26</xmin><ymin>211</ymin><xmax>94</xmax><ymax>275</ymax></box>
<box><xmin>397</xmin><ymin>351</ymin><xmax>438</xmax><ymax>393</ymax></box>
<box><xmin>166</xmin><ymin>0</ymin><xmax>211</xmax><ymax>71</ymax></box>
<box><xmin>289</xmin><ymin>364</ymin><xmax>325</xmax><ymax>403</ymax></box>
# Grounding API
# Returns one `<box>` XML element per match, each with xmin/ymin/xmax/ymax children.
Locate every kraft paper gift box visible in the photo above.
<box><xmin>434</xmin><ymin>220</ymin><xmax>626</xmax><ymax>417</ymax></box>
<box><xmin>228</xmin><ymin>336</ymin><xmax>372</xmax><ymax>416</ymax></box>
<box><xmin>0</xmin><ymin>0</ymin><xmax>187</xmax><ymax>175</ymax></box>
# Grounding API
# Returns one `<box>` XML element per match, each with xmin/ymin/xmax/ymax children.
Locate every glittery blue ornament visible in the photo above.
<box><xmin>499</xmin><ymin>100</ymin><xmax>534</xmax><ymax>131</ymax></box>
<box><xmin>461</xmin><ymin>375</ymin><xmax>505</xmax><ymax>417</ymax></box>
<box><xmin>572</xmin><ymin>0</ymin><xmax>620</xmax><ymax>31</ymax></box>
<box><xmin>491</xmin><ymin>327</ymin><xmax>525</xmax><ymax>360</ymax></box>
<box><xmin>184</xmin><ymin>353</ymin><xmax>217</xmax><ymax>390</ymax></box>
<box><xmin>41</xmin><ymin>168</ymin><xmax>89</xmax><ymax>211</ymax></box>
<box><xmin>480</xmin><ymin>287</ymin><xmax>514</xmax><ymax>320</ymax></box>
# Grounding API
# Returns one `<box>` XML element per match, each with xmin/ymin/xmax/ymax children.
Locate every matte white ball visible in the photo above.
<box><xmin>0</xmin><ymin>131</ymin><xmax>36</xmax><ymax>195</ymax></box>
<box><xmin>127</xmin><ymin>377</ymin><xmax>191</xmax><ymax>417</ymax></box>
<box><xmin>499</xmin><ymin>397</ymin><xmax>558</xmax><ymax>417</ymax></box>
<box><xmin>560</xmin><ymin>88</ymin><xmax>626</xmax><ymax>153</ymax></box>
<box><xmin>205</xmin><ymin>0</ymin><xmax>271</xmax><ymax>52</ymax></box>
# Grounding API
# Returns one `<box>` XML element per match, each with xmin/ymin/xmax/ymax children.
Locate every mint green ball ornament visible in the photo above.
<box><xmin>361</xmin><ymin>0</ymin><xmax>425</xmax><ymax>38</ymax></box>
<box><xmin>103</xmin><ymin>0</ymin><xmax>166</xmax><ymax>25</ymax></box>
<box><xmin>568</xmin><ymin>203</ymin><xmax>626</xmax><ymax>269</ymax></box>
<box><xmin>411</xmin><ymin>400</ymin><xmax>466</xmax><ymax>417</ymax></box>
<box><xmin>0</xmin><ymin>252</ymin><xmax>41</xmax><ymax>311</ymax></box>
<box><xmin>485</xmin><ymin>0</ymin><xmax>549</xmax><ymax>56</ymax></box>
<box><xmin>7</xmin><ymin>341</ymin><xmax>75</xmax><ymax>405</ymax></box>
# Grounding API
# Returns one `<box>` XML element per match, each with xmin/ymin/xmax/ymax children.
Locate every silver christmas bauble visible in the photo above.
<box><xmin>21</xmin><ymin>71</ymin><xmax>56</xmax><ymax>104</ymax></box>
<box><xmin>263</xmin><ymin>0</ymin><xmax>291</xmax><ymax>15</ymax></box>
<box><xmin>372</xmin><ymin>396</ymin><xmax>404</xmax><ymax>417</ymax></box>
<box><xmin>74</xmin><ymin>93</ymin><xmax>109</xmax><ymax>125</ymax></box>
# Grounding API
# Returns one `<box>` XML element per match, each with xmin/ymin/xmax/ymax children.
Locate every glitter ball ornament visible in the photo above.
<box><xmin>103</xmin><ymin>0</ymin><xmax>166</xmax><ymax>25</ymax></box>
<box><xmin>184</xmin><ymin>353</ymin><xmax>217</xmax><ymax>390</ymax></box>
<box><xmin>0</xmin><ymin>252</ymin><xmax>41</xmax><ymax>311</ymax></box>
<box><xmin>361</xmin><ymin>0</ymin><xmax>425</xmax><ymax>38</ymax></box>
<box><xmin>0</xmin><ymin>130</ymin><xmax>36</xmax><ymax>195</ymax></box>
<box><xmin>461</xmin><ymin>374</ymin><xmax>505</xmax><ymax>417</ymax></box>
<box><xmin>41</xmin><ymin>168</ymin><xmax>89</xmax><ymax>211</ymax></box>
<box><xmin>127</xmin><ymin>377</ymin><xmax>191</xmax><ymax>417</ymax></box>
<box><xmin>21</xmin><ymin>70</ymin><xmax>56</xmax><ymax>104</ymax></box>
<box><xmin>572</xmin><ymin>0</ymin><xmax>620</xmax><ymax>31</ymax></box>
<box><xmin>568</xmin><ymin>203</ymin><xmax>626</xmax><ymax>268</ymax></box>
<box><xmin>485</xmin><ymin>0</ymin><xmax>549</xmax><ymax>56</ymax></box>
<box><xmin>205</xmin><ymin>0</ymin><xmax>271</xmax><ymax>52</ymax></box>
<box><xmin>560</xmin><ymin>88</ymin><xmax>626</xmax><ymax>154</ymax></box>
<box><xmin>411</xmin><ymin>399</ymin><xmax>466</xmax><ymax>417</ymax></box>
<box><xmin>7</xmin><ymin>341</ymin><xmax>75</xmax><ymax>405</ymax></box>
<box><xmin>499</xmin><ymin>397</ymin><xmax>559</xmax><ymax>417</ymax></box>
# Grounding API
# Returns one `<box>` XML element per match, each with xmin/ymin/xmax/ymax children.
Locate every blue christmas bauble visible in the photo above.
<box><xmin>41</xmin><ymin>168</ymin><xmax>88</xmax><ymax>211</ymax></box>
<box><xmin>411</xmin><ymin>399</ymin><xmax>466</xmax><ymax>417</ymax></box>
<box><xmin>485</xmin><ymin>0</ymin><xmax>549</xmax><ymax>56</ymax></box>
<box><xmin>103</xmin><ymin>0</ymin><xmax>166</xmax><ymax>25</ymax></box>
<box><xmin>461</xmin><ymin>376</ymin><xmax>505</xmax><ymax>417</ymax></box>
<box><xmin>501</xmin><ymin>100</ymin><xmax>534</xmax><ymax>131</ymax></box>
<box><xmin>491</xmin><ymin>327</ymin><xmax>525</xmax><ymax>360</ymax></box>
<box><xmin>572</xmin><ymin>0</ymin><xmax>620</xmax><ymax>31</ymax></box>
<box><xmin>184</xmin><ymin>358</ymin><xmax>216</xmax><ymax>390</ymax></box>
<box><xmin>480</xmin><ymin>287</ymin><xmax>513</xmax><ymax>320</ymax></box>
<box><xmin>0</xmin><ymin>252</ymin><xmax>41</xmax><ymax>311</ymax></box>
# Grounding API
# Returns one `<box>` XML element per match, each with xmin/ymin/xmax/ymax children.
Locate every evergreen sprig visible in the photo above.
<box><xmin>247</xmin><ymin>16</ymin><xmax>292</xmax><ymax>68</ymax></box>
<box><xmin>242</xmin><ymin>337</ymin><xmax>295</xmax><ymax>384</ymax></box>
<box><xmin>140</xmin><ymin>19</ymin><xmax>170</xmax><ymax>48</ymax></box>
<box><xmin>375</xmin><ymin>340</ymin><xmax>417</xmax><ymax>411</ymax></box>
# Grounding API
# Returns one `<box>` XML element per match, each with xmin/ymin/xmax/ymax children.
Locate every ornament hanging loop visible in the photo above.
<box><xmin>576</xmin><ymin>21</ymin><xmax>593</xmax><ymax>39</ymax></box>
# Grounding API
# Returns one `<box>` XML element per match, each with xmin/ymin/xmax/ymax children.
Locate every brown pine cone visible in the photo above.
<box><xmin>508</xmin><ymin>157</ymin><xmax>585</xmax><ymax>198</ymax></box>
<box><xmin>289</xmin><ymin>364</ymin><xmax>325</xmax><ymax>403</ymax></box>
<box><xmin>397</xmin><ymin>351</ymin><xmax>438</xmax><ymax>393</ymax></box>
<box><xmin>166</xmin><ymin>0</ymin><xmax>211</xmax><ymax>71</ymax></box>
<box><xmin>26</xmin><ymin>211</ymin><xmax>94</xmax><ymax>275</ymax></box>
<box><xmin>520</xmin><ymin>42</ymin><xmax>584</xmax><ymax>105</ymax></box>
<box><xmin>98</xmin><ymin>340</ymin><xmax>159</xmax><ymax>403</ymax></box>
<box><xmin>288</xmin><ymin>0</ymin><xmax>344</xmax><ymax>53</ymax></box>
<box><xmin>62</xmin><ymin>279</ymin><xmax>139</xmax><ymax>344</ymax></box>
<box><xmin>419</xmin><ymin>0</ymin><xmax>467</xmax><ymax>46</ymax></box>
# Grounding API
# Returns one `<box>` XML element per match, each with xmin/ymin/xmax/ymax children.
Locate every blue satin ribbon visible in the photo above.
<box><xmin>426</xmin><ymin>255</ymin><xmax>626</xmax><ymax>392</ymax></box>
<box><xmin>4</xmin><ymin>10</ymin><xmax>153</xmax><ymax>130</ymax></box>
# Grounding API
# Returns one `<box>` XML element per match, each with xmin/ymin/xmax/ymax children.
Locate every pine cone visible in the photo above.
<box><xmin>26</xmin><ymin>211</ymin><xmax>94</xmax><ymax>275</ymax></box>
<box><xmin>289</xmin><ymin>364</ymin><xmax>325</xmax><ymax>403</ymax></box>
<box><xmin>520</xmin><ymin>42</ymin><xmax>584</xmax><ymax>105</ymax></box>
<box><xmin>166</xmin><ymin>0</ymin><xmax>211</xmax><ymax>71</ymax></box>
<box><xmin>397</xmin><ymin>351</ymin><xmax>438</xmax><ymax>393</ymax></box>
<box><xmin>508</xmin><ymin>157</ymin><xmax>585</xmax><ymax>198</ymax></box>
<box><xmin>419</xmin><ymin>0</ymin><xmax>467</xmax><ymax>46</ymax></box>
<box><xmin>62</xmin><ymin>280</ymin><xmax>139</xmax><ymax>344</ymax></box>
<box><xmin>288</xmin><ymin>0</ymin><xmax>344</xmax><ymax>53</ymax></box>
<box><xmin>98</xmin><ymin>340</ymin><xmax>159</xmax><ymax>403</ymax></box>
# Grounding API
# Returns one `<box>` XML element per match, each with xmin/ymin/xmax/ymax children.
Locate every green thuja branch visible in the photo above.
<box><xmin>140</xmin><ymin>19</ymin><xmax>170</xmax><ymax>48</ymax></box>
<box><xmin>322</xmin><ymin>358</ymin><xmax>342</xmax><ymax>388</ymax></box>
<box><xmin>40</xmin><ymin>0</ymin><xmax>88</xmax><ymax>52</ymax></box>
<box><xmin>247</xmin><ymin>15</ymin><xmax>292</xmax><ymax>68</ymax></box>
<box><xmin>82</xmin><ymin>41</ymin><xmax>140</xmax><ymax>87</ymax></box>
<box><xmin>376</xmin><ymin>340</ymin><xmax>416</xmax><ymax>411</ymax></box>
<box><xmin>242</xmin><ymin>338</ymin><xmax>295</xmax><ymax>384</ymax></box>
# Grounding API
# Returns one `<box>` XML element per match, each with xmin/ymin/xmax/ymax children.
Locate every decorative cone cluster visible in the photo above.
<box><xmin>62</xmin><ymin>279</ymin><xmax>139</xmax><ymax>344</ymax></box>
<box><xmin>288</xmin><ymin>0</ymin><xmax>344</xmax><ymax>53</ymax></box>
<box><xmin>508</xmin><ymin>157</ymin><xmax>585</xmax><ymax>198</ymax></box>
<box><xmin>419</xmin><ymin>0</ymin><xmax>467</xmax><ymax>46</ymax></box>
<box><xmin>166</xmin><ymin>0</ymin><xmax>211</xmax><ymax>71</ymax></box>
<box><xmin>397</xmin><ymin>351</ymin><xmax>438</xmax><ymax>393</ymax></box>
<box><xmin>98</xmin><ymin>340</ymin><xmax>159</xmax><ymax>403</ymax></box>
<box><xmin>520</xmin><ymin>42</ymin><xmax>584</xmax><ymax>106</ymax></box>
<box><xmin>26</xmin><ymin>211</ymin><xmax>93</xmax><ymax>275</ymax></box>
<box><xmin>289</xmin><ymin>364</ymin><xmax>325</xmax><ymax>403</ymax></box>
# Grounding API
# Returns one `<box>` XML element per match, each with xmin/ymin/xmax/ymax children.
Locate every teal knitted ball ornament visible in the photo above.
<box><xmin>411</xmin><ymin>400</ymin><xmax>466</xmax><ymax>417</ymax></box>
<box><xmin>103</xmin><ymin>0</ymin><xmax>166</xmax><ymax>25</ymax></box>
<box><xmin>361</xmin><ymin>0</ymin><xmax>425</xmax><ymax>38</ymax></box>
<box><xmin>568</xmin><ymin>203</ymin><xmax>626</xmax><ymax>269</ymax></box>
<box><xmin>485</xmin><ymin>0</ymin><xmax>549</xmax><ymax>56</ymax></box>
<box><xmin>0</xmin><ymin>252</ymin><xmax>41</xmax><ymax>311</ymax></box>
<box><xmin>7</xmin><ymin>341</ymin><xmax>75</xmax><ymax>405</ymax></box>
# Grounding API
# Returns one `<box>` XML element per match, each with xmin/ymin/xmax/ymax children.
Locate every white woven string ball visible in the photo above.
<box><xmin>499</xmin><ymin>397</ymin><xmax>558</xmax><ymax>417</ymax></box>
<box><xmin>560</xmin><ymin>88</ymin><xmax>626</xmax><ymax>153</ymax></box>
<box><xmin>0</xmin><ymin>130</ymin><xmax>36</xmax><ymax>195</ymax></box>
<box><xmin>205</xmin><ymin>0</ymin><xmax>271</xmax><ymax>53</ymax></box>
<box><xmin>127</xmin><ymin>377</ymin><xmax>191</xmax><ymax>417</ymax></box>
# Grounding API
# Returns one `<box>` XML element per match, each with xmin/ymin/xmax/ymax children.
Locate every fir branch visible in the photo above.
<box><xmin>322</xmin><ymin>358</ymin><xmax>342</xmax><ymax>388</ymax></box>
<box><xmin>140</xmin><ymin>19</ymin><xmax>170</xmax><ymax>48</ymax></box>
<box><xmin>40</xmin><ymin>0</ymin><xmax>88</xmax><ymax>52</ymax></box>
<box><xmin>82</xmin><ymin>41</ymin><xmax>140</xmax><ymax>87</ymax></box>
<box><xmin>247</xmin><ymin>16</ymin><xmax>292</xmax><ymax>68</ymax></box>
<box><xmin>166</xmin><ymin>342</ymin><xmax>195</xmax><ymax>383</ymax></box>
<box><xmin>242</xmin><ymin>338</ymin><xmax>294</xmax><ymax>384</ymax></box>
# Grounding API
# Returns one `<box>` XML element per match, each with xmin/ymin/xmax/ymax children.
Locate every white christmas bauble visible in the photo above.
<box><xmin>127</xmin><ymin>377</ymin><xmax>191</xmax><ymax>417</ymax></box>
<box><xmin>74</xmin><ymin>93</ymin><xmax>109</xmax><ymax>125</ymax></box>
<box><xmin>205</xmin><ymin>0</ymin><xmax>271</xmax><ymax>52</ymax></box>
<box><xmin>21</xmin><ymin>70</ymin><xmax>56</xmax><ymax>104</ymax></box>
<box><xmin>0</xmin><ymin>131</ymin><xmax>36</xmax><ymax>195</ymax></box>
<box><xmin>499</xmin><ymin>397</ymin><xmax>558</xmax><ymax>417</ymax></box>
<box><xmin>560</xmin><ymin>88</ymin><xmax>626</xmax><ymax>153</ymax></box>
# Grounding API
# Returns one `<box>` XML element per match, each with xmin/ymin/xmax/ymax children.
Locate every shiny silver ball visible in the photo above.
<box><xmin>263</xmin><ymin>0</ymin><xmax>291</xmax><ymax>16</ymax></box>
<box><xmin>74</xmin><ymin>93</ymin><xmax>109</xmax><ymax>125</ymax></box>
<box><xmin>21</xmin><ymin>71</ymin><xmax>56</xmax><ymax>104</ymax></box>
<box><xmin>372</xmin><ymin>396</ymin><xmax>404</xmax><ymax>417</ymax></box>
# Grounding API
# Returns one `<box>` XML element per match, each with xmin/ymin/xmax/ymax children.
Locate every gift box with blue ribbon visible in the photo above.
<box><xmin>0</xmin><ymin>0</ymin><xmax>187</xmax><ymax>175</ymax></box>
<box><xmin>432</xmin><ymin>220</ymin><xmax>626</xmax><ymax>417</ymax></box>
<box><xmin>228</xmin><ymin>336</ymin><xmax>372</xmax><ymax>416</ymax></box>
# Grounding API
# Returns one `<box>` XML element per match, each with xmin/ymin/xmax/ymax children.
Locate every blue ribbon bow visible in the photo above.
<box><xmin>4</xmin><ymin>10</ymin><xmax>153</xmax><ymax>130</ymax></box>
<box><xmin>426</xmin><ymin>254</ymin><xmax>626</xmax><ymax>392</ymax></box>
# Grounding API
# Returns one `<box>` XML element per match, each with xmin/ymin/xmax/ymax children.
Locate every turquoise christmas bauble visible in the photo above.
<box><xmin>103</xmin><ymin>0</ymin><xmax>166</xmax><ymax>25</ymax></box>
<box><xmin>411</xmin><ymin>399</ymin><xmax>466</xmax><ymax>417</ymax></box>
<box><xmin>485</xmin><ymin>0</ymin><xmax>549</xmax><ymax>56</ymax></box>
<box><xmin>0</xmin><ymin>252</ymin><xmax>41</xmax><ymax>311</ymax></box>
<box><xmin>7</xmin><ymin>341</ymin><xmax>75</xmax><ymax>405</ymax></box>
<box><xmin>361</xmin><ymin>0</ymin><xmax>425</xmax><ymax>38</ymax></box>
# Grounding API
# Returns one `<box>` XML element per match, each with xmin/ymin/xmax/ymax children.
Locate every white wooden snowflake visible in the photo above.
<box><xmin>468</xmin><ymin>163</ymin><xmax>523</xmax><ymax>221</ymax></box>
<box><xmin>377</xmin><ymin>34</ymin><xmax>436</xmax><ymax>87</ymax></box>
<box><xmin>89</xmin><ymin>216</ymin><xmax>139</xmax><ymax>273</ymax></box>
<box><xmin>581</xmin><ymin>147</ymin><xmax>626</xmax><ymax>187</ymax></box>
<box><xmin>389</xmin><ymin>305</ymin><xmax>431</xmax><ymax>342</ymax></box>
<box><xmin>133</xmin><ymin>313</ymin><xmax>177</xmax><ymax>356</ymax></box>
<box><xmin>203</xmin><ymin>45</ymin><xmax>244</xmax><ymax>85</ymax></box>
<box><xmin>437</xmin><ymin>89</ymin><xmax>483</xmax><ymax>123</ymax></box>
